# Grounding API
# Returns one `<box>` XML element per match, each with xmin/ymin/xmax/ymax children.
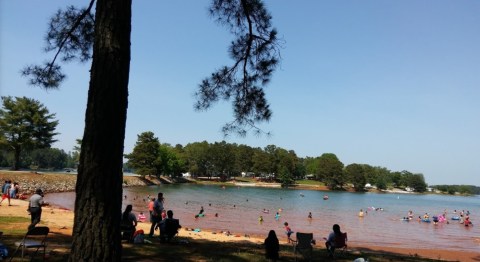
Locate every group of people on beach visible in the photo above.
<box><xmin>1</xmin><ymin>178</ymin><xmax>50</xmax><ymax>232</ymax></box>
<box><xmin>121</xmin><ymin>192</ymin><xmax>182</xmax><ymax>243</ymax></box>
<box><xmin>0</xmin><ymin>180</ymin><xmax>23</xmax><ymax>206</ymax></box>
<box><xmin>264</xmin><ymin>223</ymin><xmax>345</xmax><ymax>261</ymax></box>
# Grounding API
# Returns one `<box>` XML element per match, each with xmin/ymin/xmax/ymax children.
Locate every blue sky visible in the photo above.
<box><xmin>1</xmin><ymin>1</ymin><xmax>479</xmax><ymax>185</ymax></box>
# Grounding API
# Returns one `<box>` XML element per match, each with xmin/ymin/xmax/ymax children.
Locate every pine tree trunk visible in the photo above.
<box><xmin>70</xmin><ymin>0</ymin><xmax>131</xmax><ymax>261</ymax></box>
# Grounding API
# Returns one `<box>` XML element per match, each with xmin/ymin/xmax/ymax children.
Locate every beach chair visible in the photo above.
<box><xmin>293</xmin><ymin>232</ymin><xmax>313</xmax><ymax>261</ymax></box>
<box><xmin>9</xmin><ymin>226</ymin><xmax>49</xmax><ymax>262</ymax></box>
<box><xmin>331</xmin><ymin>232</ymin><xmax>348</xmax><ymax>257</ymax></box>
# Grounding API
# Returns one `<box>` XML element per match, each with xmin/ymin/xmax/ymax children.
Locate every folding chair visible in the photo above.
<box><xmin>161</xmin><ymin>218</ymin><xmax>180</xmax><ymax>242</ymax></box>
<box><xmin>293</xmin><ymin>232</ymin><xmax>313</xmax><ymax>261</ymax></box>
<box><xmin>9</xmin><ymin>226</ymin><xmax>49</xmax><ymax>261</ymax></box>
<box><xmin>332</xmin><ymin>232</ymin><xmax>348</xmax><ymax>257</ymax></box>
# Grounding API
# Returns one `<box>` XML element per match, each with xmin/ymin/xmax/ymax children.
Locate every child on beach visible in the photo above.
<box><xmin>284</xmin><ymin>222</ymin><xmax>294</xmax><ymax>243</ymax></box>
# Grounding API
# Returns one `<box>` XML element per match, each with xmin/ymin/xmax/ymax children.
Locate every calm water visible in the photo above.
<box><xmin>45</xmin><ymin>184</ymin><xmax>480</xmax><ymax>252</ymax></box>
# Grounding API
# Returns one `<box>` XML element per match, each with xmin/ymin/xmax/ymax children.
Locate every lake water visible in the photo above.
<box><xmin>45</xmin><ymin>184</ymin><xmax>480</xmax><ymax>252</ymax></box>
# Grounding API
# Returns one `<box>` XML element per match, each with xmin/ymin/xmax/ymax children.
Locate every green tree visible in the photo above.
<box><xmin>276</xmin><ymin>148</ymin><xmax>299</xmax><ymax>181</ymax></box>
<box><xmin>70</xmin><ymin>138</ymin><xmax>82</xmax><ymax>167</ymax></box>
<box><xmin>234</xmin><ymin>144</ymin><xmax>255</xmax><ymax>175</ymax></box>
<box><xmin>407</xmin><ymin>173</ymin><xmax>427</xmax><ymax>192</ymax></box>
<box><xmin>345</xmin><ymin>163</ymin><xmax>366</xmax><ymax>191</ymax></box>
<box><xmin>0</xmin><ymin>96</ymin><xmax>59</xmax><ymax>170</ymax></box>
<box><xmin>125</xmin><ymin>132</ymin><xmax>161</xmax><ymax>177</ymax></box>
<box><xmin>303</xmin><ymin>156</ymin><xmax>320</xmax><ymax>177</ymax></box>
<box><xmin>391</xmin><ymin>171</ymin><xmax>402</xmax><ymax>187</ymax></box>
<box><xmin>23</xmin><ymin>1</ymin><xmax>280</xmax><ymax>260</ymax></box>
<box><xmin>293</xmin><ymin>159</ymin><xmax>307</xmax><ymax>180</ymax></box>
<box><xmin>252</xmin><ymin>148</ymin><xmax>270</xmax><ymax>176</ymax></box>
<box><xmin>278</xmin><ymin>166</ymin><xmax>294</xmax><ymax>187</ymax></box>
<box><xmin>30</xmin><ymin>148</ymin><xmax>68</xmax><ymax>169</ymax></box>
<box><xmin>371</xmin><ymin>166</ymin><xmax>391</xmax><ymax>189</ymax></box>
<box><xmin>184</xmin><ymin>141</ymin><xmax>212</xmax><ymax>177</ymax></box>
<box><xmin>216</xmin><ymin>141</ymin><xmax>238</xmax><ymax>179</ymax></box>
<box><xmin>157</xmin><ymin>143</ymin><xmax>185</xmax><ymax>177</ymax></box>
<box><xmin>317</xmin><ymin>153</ymin><xmax>344</xmax><ymax>189</ymax></box>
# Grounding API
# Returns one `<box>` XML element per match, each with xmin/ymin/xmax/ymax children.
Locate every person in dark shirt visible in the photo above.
<box><xmin>264</xmin><ymin>230</ymin><xmax>279</xmax><ymax>261</ymax></box>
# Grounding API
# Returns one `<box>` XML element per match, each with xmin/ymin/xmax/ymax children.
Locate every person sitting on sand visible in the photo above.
<box><xmin>264</xmin><ymin>230</ymin><xmax>279</xmax><ymax>261</ymax></box>
<box><xmin>160</xmin><ymin>210</ymin><xmax>181</xmax><ymax>242</ymax></box>
<box><xmin>121</xmin><ymin>204</ymin><xmax>137</xmax><ymax>241</ymax></box>
<box><xmin>324</xmin><ymin>224</ymin><xmax>344</xmax><ymax>257</ymax></box>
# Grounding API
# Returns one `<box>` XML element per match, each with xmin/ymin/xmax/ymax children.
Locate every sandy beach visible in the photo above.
<box><xmin>1</xmin><ymin>198</ymin><xmax>479</xmax><ymax>261</ymax></box>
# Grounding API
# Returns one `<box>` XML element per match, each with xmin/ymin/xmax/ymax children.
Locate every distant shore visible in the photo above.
<box><xmin>0</xmin><ymin>170</ymin><xmax>163</xmax><ymax>195</ymax></box>
<box><xmin>0</xmin><ymin>170</ymin><xmax>331</xmax><ymax>195</ymax></box>
<box><xmin>0</xmin><ymin>170</ymin><xmax>472</xmax><ymax>197</ymax></box>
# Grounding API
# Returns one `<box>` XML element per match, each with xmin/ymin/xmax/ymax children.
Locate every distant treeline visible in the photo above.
<box><xmin>431</xmin><ymin>185</ymin><xmax>480</xmax><ymax>195</ymax></box>
<box><xmin>123</xmin><ymin>131</ymin><xmax>430</xmax><ymax>192</ymax></box>
<box><xmin>0</xmin><ymin>148</ymin><xmax>77</xmax><ymax>171</ymax></box>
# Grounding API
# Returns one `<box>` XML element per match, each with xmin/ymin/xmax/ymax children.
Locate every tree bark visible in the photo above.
<box><xmin>70</xmin><ymin>0</ymin><xmax>131</xmax><ymax>261</ymax></box>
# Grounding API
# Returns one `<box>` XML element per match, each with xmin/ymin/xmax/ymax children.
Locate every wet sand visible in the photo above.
<box><xmin>1</xmin><ymin>198</ymin><xmax>479</xmax><ymax>261</ymax></box>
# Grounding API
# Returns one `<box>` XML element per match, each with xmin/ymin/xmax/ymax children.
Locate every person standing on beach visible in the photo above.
<box><xmin>10</xmin><ymin>182</ymin><xmax>19</xmax><ymax>199</ymax></box>
<box><xmin>28</xmin><ymin>188</ymin><xmax>45</xmax><ymax>230</ymax></box>
<box><xmin>149</xmin><ymin>192</ymin><xmax>164</xmax><ymax>237</ymax></box>
<box><xmin>0</xmin><ymin>180</ymin><xmax>11</xmax><ymax>206</ymax></box>
<box><xmin>148</xmin><ymin>197</ymin><xmax>155</xmax><ymax>222</ymax></box>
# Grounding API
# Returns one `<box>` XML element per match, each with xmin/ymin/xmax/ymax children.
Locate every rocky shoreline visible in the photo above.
<box><xmin>0</xmin><ymin>170</ymin><xmax>162</xmax><ymax>195</ymax></box>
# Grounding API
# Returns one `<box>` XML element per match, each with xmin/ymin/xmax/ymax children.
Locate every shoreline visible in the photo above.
<box><xmin>1</xmin><ymin>198</ymin><xmax>479</xmax><ymax>261</ymax></box>
<box><xmin>1</xmin><ymin>170</ymin><xmax>476</xmax><ymax>197</ymax></box>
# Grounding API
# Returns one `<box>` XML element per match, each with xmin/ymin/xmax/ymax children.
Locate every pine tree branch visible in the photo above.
<box><xmin>44</xmin><ymin>0</ymin><xmax>96</xmax><ymax>75</ymax></box>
